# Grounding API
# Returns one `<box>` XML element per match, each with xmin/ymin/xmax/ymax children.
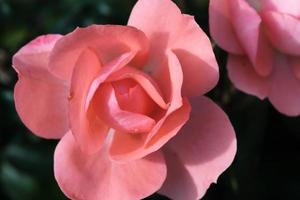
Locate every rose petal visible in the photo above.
<box><xmin>227</xmin><ymin>55</ymin><xmax>269</xmax><ymax>99</ymax></box>
<box><xmin>107</xmin><ymin>67</ymin><xmax>167</xmax><ymax>109</ymax></box>
<box><xmin>145</xmin><ymin>97</ymin><xmax>191</xmax><ymax>151</ymax></box>
<box><xmin>14</xmin><ymin>77</ymin><xmax>69</xmax><ymax>139</ymax></box>
<box><xmin>112</xmin><ymin>78</ymin><xmax>157</xmax><ymax>115</ymax></box>
<box><xmin>289</xmin><ymin>56</ymin><xmax>300</xmax><ymax>80</ymax></box>
<box><xmin>254</xmin><ymin>29</ymin><xmax>274</xmax><ymax>76</ymax></box>
<box><xmin>54</xmin><ymin>132</ymin><xmax>167</xmax><ymax>200</ymax></box>
<box><xmin>159</xmin><ymin>96</ymin><xmax>236</xmax><ymax>200</ymax></box>
<box><xmin>129</xmin><ymin>0</ymin><xmax>218</xmax><ymax>96</ymax></box>
<box><xmin>268</xmin><ymin>55</ymin><xmax>300</xmax><ymax>116</ymax></box>
<box><xmin>209</xmin><ymin>0</ymin><xmax>244</xmax><ymax>54</ymax></box>
<box><xmin>172</xmin><ymin>15</ymin><xmax>219</xmax><ymax>96</ymax></box>
<box><xmin>13</xmin><ymin>34</ymin><xmax>62</xmax><ymax>79</ymax></box>
<box><xmin>262</xmin><ymin>11</ymin><xmax>300</xmax><ymax>56</ymax></box>
<box><xmin>128</xmin><ymin>0</ymin><xmax>181</xmax><ymax>50</ymax></box>
<box><xmin>49</xmin><ymin>25</ymin><xmax>149</xmax><ymax>81</ymax></box>
<box><xmin>109</xmin><ymin>98</ymin><xmax>191</xmax><ymax>161</ymax></box>
<box><xmin>69</xmin><ymin>48</ymin><xmax>109</xmax><ymax>154</ymax></box>
<box><xmin>13</xmin><ymin>34</ymin><xmax>69</xmax><ymax>139</ymax></box>
<box><xmin>144</xmin><ymin>50</ymin><xmax>183</xmax><ymax>110</ymax></box>
<box><xmin>228</xmin><ymin>0</ymin><xmax>273</xmax><ymax>76</ymax></box>
<box><xmin>228</xmin><ymin>54</ymin><xmax>300</xmax><ymax>116</ymax></box>
<box><xmin>85</xmin><ymin>52</ymin><xmax>136</xmax><ymax>111</ymax></box>
<box><xmin>164</xmin><ymin>50</ymin><xmax>183</xmax><ymax>113</ymax></box>
<box><xmin>261</xmin><ymin>0</ymin><xmax>300</xmax><ymax>17</ymax></box>
<box><xmin>94</xmin><ymin>83</ymin><xmax>156</xmax><ymax>133</ymax></box>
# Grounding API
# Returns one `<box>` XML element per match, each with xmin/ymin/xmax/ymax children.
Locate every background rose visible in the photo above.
<box><xmin>209</xmin><ymin>0</ymin><xmax>300</xmax><ymax>116</ymax></box>
<box><xmin>12</xmin><ymin>0</ymin><xmax>236</xmax><ymax>199</ymax></box>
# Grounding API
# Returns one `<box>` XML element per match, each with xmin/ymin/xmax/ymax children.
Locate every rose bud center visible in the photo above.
<box><xmin>112</xmin><ymin>78</ymin><xmax>156</xmax><ymax>115</ymax></box>
<box><xmin>92</xmin><ymin>77</ymin><xmax>161</xmax><ymax>134</ymax></box>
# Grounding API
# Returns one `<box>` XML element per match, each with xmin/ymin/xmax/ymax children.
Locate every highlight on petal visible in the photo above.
<box><xmin>159</xmin><ymin>96</ymin><xmax>236</xmax><ymax>200</ymax></box>
<box><xmin>261</xmin><ymin>0</ymin><xmax>300</xmax><ymax>17</ymax></box>
<box><xmin>13</xmin><ymin>34</ymin><xmax>69</xmax><ymax>139</ymax></box>
<box><xmin>227</xmin><ymin>55</ymin><xmax>269</xmax><ymax>99</ymax></box>
<box><xmin>128</xmin><ymin>0</ymin><xmax>181</xmax><ymax>46</ymax></box>
<box><xmin>164</xmin><ymin>50</ymin><xmax>183</xmax><ymax>113</ymax></box>
<box><xmin>54</xmin><ymin>132</ymin><xmax>167</xmax><ymax>200</ymax></box>
<box><xmin>209</xmin><ymin>0</ymin><xmax>244</xmax><ymax>54</ymax></box>
<box><xmin>129</xmin><ymin>0</ymin><xmax>219</xmax><ymax>97</ymax></box>
<box><xmin>13</xmin><ymin>34</ymin><xmax>62</xmax><ymax>79</ymax></box>
<box><xmin>262</xmin><ymin>11</ymin><xmax>300</xmax><ymax>56</ymax></box>
<box><xmin>68</xmin><ymin>48</ymin><xmax>109</xmax><ymax>154</ymax></box>
<box><xmin>49</xmin><ymin>25</ymin><xmax>149</xmax><ymax>81</ymax></box>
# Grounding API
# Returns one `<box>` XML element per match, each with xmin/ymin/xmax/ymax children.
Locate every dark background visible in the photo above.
<box><xmin>0</xmin><ymin>0</ymin><xmax>300</xmax><ymax>199</ymax></box>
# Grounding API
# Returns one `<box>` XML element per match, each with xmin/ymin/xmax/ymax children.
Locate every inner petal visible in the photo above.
<box><xmin>112</xmin><ymin>78</ymin><xmax>156</xmax><ymax>115</ymax></box>
<box><xmin>93</xmin><ymin>83</ymin><xmax>156</xmax><ymax>133</ymax></box>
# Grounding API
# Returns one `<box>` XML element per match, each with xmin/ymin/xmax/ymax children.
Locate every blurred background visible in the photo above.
<box><xmin>1</xmin><ymin>0</ymin><xmax>300</xmax><ymax>199</ymax></box>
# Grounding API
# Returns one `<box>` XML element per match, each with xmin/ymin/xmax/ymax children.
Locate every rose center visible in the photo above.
<box><xmin>112</xmin><ymin>78</ymin><xmax>156</xmax><ymax>115</ymax></box>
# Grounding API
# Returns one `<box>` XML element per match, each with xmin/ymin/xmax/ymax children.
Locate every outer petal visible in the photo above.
<box><xmin>129</xmin><ymin>0</ymin><xmax>218</xmax><ymax>96</ymax></box>
<box><xmin>228</xmin><ymin>0</ymin><xmax>273</xmax><ymax>76</ymax></box>
<box><xmin>268</xmin><ymin>55</ymin><xmax>300</xmax><ymax>116</ymax></box>
<box><xmin>262</xmin><ymin>11</ymin><xmax>300</xmax><ymax>56</ymax></box>
<box><xmin>49</xmin><ymin>25</ymin><xmax>149</xmax><ymax>81</ymax></box>
<box><xmin>228</xmin><ymin>54</ymin><xmax>300</xmax><ymax>116</ymax></box>
<box><xmin>227</xmin><ymin>55</ymin><xmax>269</xmax><ymax>99</ymax></box>
<box><xmin>159</xmin><ymin>96</ymin><xmax>236</xmax><ymax>200</ymax></box>
<box><xmin>14</xmin><ymin>77</ymin><xmax>69</xmax><ymax>139</ymax></box>
<box><xmin>128</xmin><ymin>0</ymin><xmax>181</xmax><ymax>48</ymax></box>
<box><xmin>13</xmin><ymin>34</ymin><xmax>69</xmax><ymax>139</ymax></box>
<box><xmin>68</xmin><ymin>48</ymin><xmax>109</xmax><ymax>154</ymax></box>
<box><xmin>172</xmin><ymin>15</ymin><xmax>219</xmax><ymax>96</ymax></box>
<box><xmin>13</xmin><ymin>34</ymin><xmax>62</xmax><ymax>78</ymax></box>
<box><xmin>54</xmin><ymin>132</ymin><xmax>167</xmax><ymax>200</ymax></box>
<box><xmin>209</xmin><ymin>0</ymin><xmax>244</xmax><ymax>54</ymax></box>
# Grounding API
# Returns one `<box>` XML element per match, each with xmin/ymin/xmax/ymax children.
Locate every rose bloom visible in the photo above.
<box><xmin>13</xmin><ymin>0</ymin><xmax>236</xmax><ymax>199</ymax></box>
<box><xmin>210</xmin><ymin>0</ymin><xmax>300</xmax><ymax>116</ymax></box>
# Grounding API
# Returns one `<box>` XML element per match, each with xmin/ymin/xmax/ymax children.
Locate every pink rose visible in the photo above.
<box><xmin>210</xmin><ymin>0</ymin><xmax>300</xmax><ymax>116</ymax></box>
<box><xmin>13</xmin><ymin>0</ymin><xmax>236</xmax><ymax>199</ymax></box>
